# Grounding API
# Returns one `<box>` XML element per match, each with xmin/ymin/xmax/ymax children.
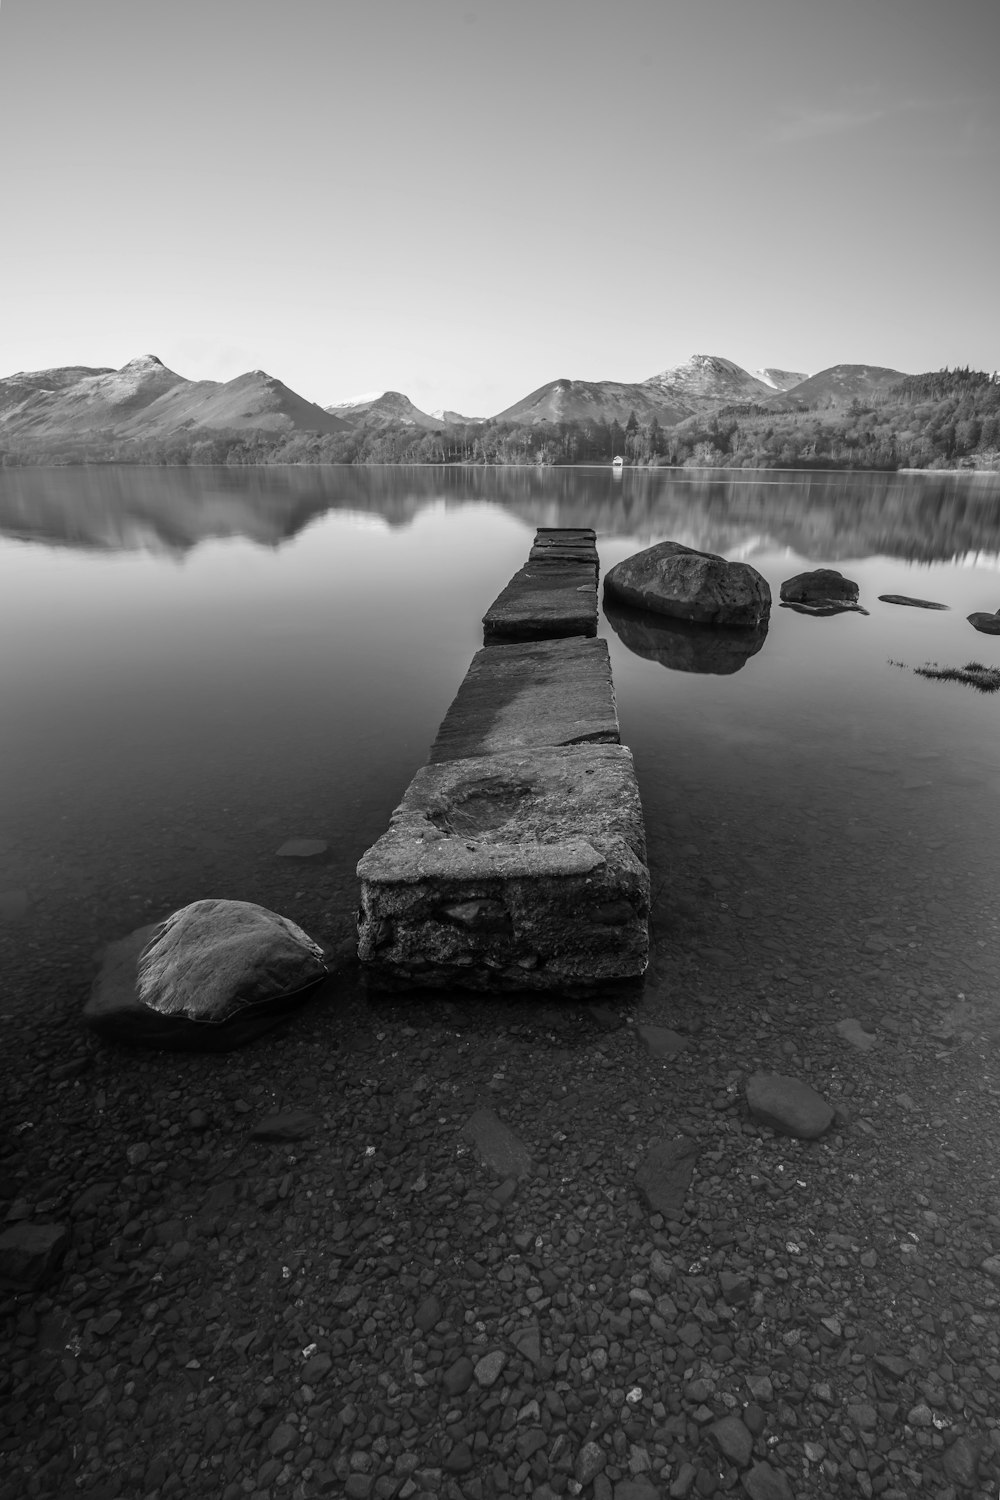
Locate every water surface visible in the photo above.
<box><xmin>1</xmin><ymin>464</ymin><xmax>998</xmax><ymax>1021</ymax></box>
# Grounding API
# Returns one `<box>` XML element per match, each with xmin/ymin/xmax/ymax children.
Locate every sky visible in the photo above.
<box><xmin>1</xmin><ymin>0</ymin><xmax>998</xmax><ymax>416</ymax></box>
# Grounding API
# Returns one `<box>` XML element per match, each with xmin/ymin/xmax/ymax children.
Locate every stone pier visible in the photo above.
<box><xmin>357</xmin><ymin>530</ymin><xmax>649</xmax><ymax>993</ymax></box>
<box><xmin>482</xmin><ymin>527</ymin><xmax>599</xmax><ymax>642</ymax></box>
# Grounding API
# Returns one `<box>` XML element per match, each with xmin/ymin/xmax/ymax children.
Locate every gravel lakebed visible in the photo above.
<box><xmin>4</xmin><ymin>896</ymin><xmax>1000</xmax><ymax>1500</ymax></box>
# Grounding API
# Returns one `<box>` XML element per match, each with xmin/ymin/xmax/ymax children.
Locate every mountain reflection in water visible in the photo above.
<box><xmin>1</xmin><ymin>463</ymin><xmax>999</xmax><ymax>563</ymax></box>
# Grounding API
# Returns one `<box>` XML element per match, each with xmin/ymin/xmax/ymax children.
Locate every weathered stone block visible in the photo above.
<box><xmin>430</xmin><ymin>637</ymin><xmax>619</xmax><ymax>763</ymax></box>
<box><xmin>483</xmin><ymin>562</ymin><xmax>598</xmax><ymax>641</ymax></box>
<box><xmin>529</xmin><ymin>526</ymin><xmax>599</xmax><ymax>566</ymax></box>
<box><xmin>357</xmin><ymin>743</ymin><xmax>648</xmax><ymax>992</ymax></box>
<box><xmin>483</xmin><ymin>529</ymin><xmax>599</xmax><ymax>642</ymax></box>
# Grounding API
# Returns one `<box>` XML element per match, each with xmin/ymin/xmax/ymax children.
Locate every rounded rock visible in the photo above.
<box><xmin>604</xmin><ymin>540</ymin><xmax>771</xmax><ymax>628</ymax></box>
<box><xmin>575</xmin><ymin>1440</ymin><xmax>607</xmax><ymax>1484</ymax></box>
<box><xmin>442</xmin><ymin>1355</ymin><xmax>474</xmax><ymax>1396</ymax></box>
<box><xmin>745</xmin><ymin>1073</ymin><xmax>834</xmax><ymax>1139</ymax></box>
<box><xmin>473</xmin><ymin>1349</ymin><xmax>506</xmax><ymax>1387</ymax></box>
<box><xmin>710</xmin><ymin>1415</ymin><xmax>754</xmax><ymax>1468</ymax></box>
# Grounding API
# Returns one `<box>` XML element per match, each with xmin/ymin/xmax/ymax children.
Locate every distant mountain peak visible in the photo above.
<box><xmin>635</xmin><ymin>355</ymin><xmax>777</xmax><ymax>412</ymax></box>
<box><xmin>325</xmin><ymin>390</ymin><xmax>439</xmax><ymax>428</ymax></box>
<box><xmin>118</xmin><ymin>354</ymin><xmax>169</xmax><ymax>375</ymax></box>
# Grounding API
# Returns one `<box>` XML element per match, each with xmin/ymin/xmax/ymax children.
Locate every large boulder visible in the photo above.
<box><xmin>86</xmin><ymin>899</ymin><xmax>328</xmax><ymax>1050</ymax></box>
<box><xmin>780</xmin><ymin>568</ymin><xmax>867</xmax><ymax>616</ymax></box>
<box><xmin>604</xmin><ymin>599</ymin><xmax>767</xmax><ymax>675</ymax></box>
<box><xmin>603</xmin><ymin>541</ymin><xmax>771</xmax><ymax>628</ymax></box>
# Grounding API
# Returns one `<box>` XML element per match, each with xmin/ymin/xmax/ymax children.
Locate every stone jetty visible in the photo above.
<box><xmin>357</xmin><ymin>529</ymin><xmax>649</xmax><ymax>993</ymax></box>
<box><xmin>482</xmin><ymin>526</ymin><xmax>599</xmax><ymax>642</ymax></box>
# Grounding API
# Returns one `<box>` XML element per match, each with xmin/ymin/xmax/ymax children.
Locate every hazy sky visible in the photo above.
<box><xmin>2</xmin><ymin>0</ymin><xmax>997</xmax><ymax>414</ymax></box>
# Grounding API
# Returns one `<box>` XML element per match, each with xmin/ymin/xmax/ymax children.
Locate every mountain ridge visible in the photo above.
<box><xmin>0</xmin><ymin>351</ymin><xmax>932</xmax><ymax>460</ymax></box>
<box><xmin>0</xmin><ymin>355</ymin><xmax>347</xmax><ymax>449</ymax></box>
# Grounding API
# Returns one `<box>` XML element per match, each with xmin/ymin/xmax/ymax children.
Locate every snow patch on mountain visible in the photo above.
<box><xmin>754</xmin><ymin>367</ymin><xmax>810</xmax><ymax>391</ymax></box>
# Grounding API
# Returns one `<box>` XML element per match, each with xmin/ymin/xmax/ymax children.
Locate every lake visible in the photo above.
<box><xmin>1</xmin><ymin>463</ymin><xmax>999</xmax><ymax>1022</ymax></box>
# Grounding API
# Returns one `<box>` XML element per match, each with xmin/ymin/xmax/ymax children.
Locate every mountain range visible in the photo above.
<box><xmin>0</xmin><ymin>351</ymin><xmax>911</xmax><ymax>455</ymax></box>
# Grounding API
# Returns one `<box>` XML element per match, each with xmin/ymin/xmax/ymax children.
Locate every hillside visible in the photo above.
<box><xmin>780</xmin><ymin>363</ymin><xmax>907</xmax><ymax>408</ymax></box>
<box><xmin>0</xmin><ymin>355</ymin><xmax>187</xmax><ymax>437</ymax></box>
<box><xmin>0</xmin><ymin>357</ymin><xmax>346</xmax><ymax>458</ymax></box>
<box><xmin>117</xmin><ymin>369</ymin><xmax>348</xmax><ymax>437</ymax></box>
<box><xmin>0</xmin><ymin>365</ymin><xmax>117</xmax><ymax>413</ymax></box>
<box><xmin>493</xmin><ymin>377</ymin><xmax>690</xmax><ymax>427</ymax></box>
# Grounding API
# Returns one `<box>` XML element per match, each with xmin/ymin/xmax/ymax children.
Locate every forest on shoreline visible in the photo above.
<box><xmin>3</xmin><ymin>368</ymin><xmax>998</xmax><ymax>472</ymax></box>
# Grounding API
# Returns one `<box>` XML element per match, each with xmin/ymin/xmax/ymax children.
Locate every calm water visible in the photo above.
<box><xmin>1</xmin><ymin>464</ymin><xmax>999</xmax><ymax>1018</ymax></box>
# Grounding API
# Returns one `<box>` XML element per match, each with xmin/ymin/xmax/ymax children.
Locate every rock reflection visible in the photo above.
<box><xmin>604</xmin><ymin>599</ymin><xmax>768</xmax><ymax>675</ymax></box>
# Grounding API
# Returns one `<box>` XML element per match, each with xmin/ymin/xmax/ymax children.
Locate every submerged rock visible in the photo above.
<box><xmin>745</xmin><ymin>1072</ymin><xmax>833</xmax><ymax>1139</ymax></box>
<box><xmin>635</xmin><ymin>1136</ymin><xmax>700</xmax><ymax>1215</ymax></box>
<box><xmin>604</xmin><ymin>541</ymin><xmax>771</xmax><ymax>628</ymax></box>
<box><xmin>781</xmin><ymin>599</ymin><xmax>869</xmax><ymax>616</ymax></box>
<box><xmin>86</xmin><ymin>899</ymin><xmax>328</xmax><ymax>1050</ymax></box>
<box><xmin>604</xmin><ymin>599</ymin><xmax>768</xmax><ymax>674</ymax></box>
<box><xmin>781</xmin><ymin>568</ymin><xmax>868</xmax><ymax>615</ymax></box>
<box><xmin>0</xmin><ymin>1222</ymin><xmax>70</xmax><ymax>1292</ymax></box>
<box><xmin>459</xmin><ymin>1107</ymin><xmax>533</xmax><ymax>1179</ymax></box>
<box><xmin>836</xmin><ymin>1017</ymin><xmax>879</xmax><ymax>1051</ymax></box>
<box><xmin>781</xmin><ymin>568</ymin><xmax>859</xmax><ymax>605</ymax></box>
<box><xmin>879</xmin><ymin>594</ymin><xmax>949</xmax><ymax>610</ymax></box>
<box><xmin>275</xmin><ymin>838</ymin><xmax>328</xmax><ymax>858</ymax></box>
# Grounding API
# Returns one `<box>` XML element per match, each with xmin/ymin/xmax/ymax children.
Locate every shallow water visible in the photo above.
<box><xmin>1</xmin><ymin>463</ymin><xmax>998</xmax><ymax>1020</ymax></box>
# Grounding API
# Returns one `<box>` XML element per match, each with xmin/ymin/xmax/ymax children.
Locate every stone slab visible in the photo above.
<box><xmin>483</xmin><ymin>529</ymin><xmax>599</xmax><ymax>642</ymax></box>
<box><xmin>483</xmin><ymin>562</ymin><xmax>598</xmax><ymax>642</ymax></box>
<box><xmin>357</xmin><ymin>743</ymin><xmax>649</xmax><ymax>992</ymax></box>
<box><xmin>529</xmin><ymin>528</ymin><xmax>599</xmax><ymax>567</ymax></box>
<box><xmin>430</xmin><ymin>637</ymin><xmax>620</xmax><ymax>763</ymax></box>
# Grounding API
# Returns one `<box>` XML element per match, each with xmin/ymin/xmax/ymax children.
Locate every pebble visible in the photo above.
<box><xmin>944</xmin><ymin>1435</ymin><xmax>981</xmax><ymax>1487</ymax></box>
<box><xmin>745</xmin><ymin>1375</ymin><xmax>774</xmax><ymax>1403</ymax></box>
<box><xmin>742</xmin><ymin>1461</ymin><xmax>794</xmax><ymax>1499</ymax></box>
<box><xmin>473</xmin><ymin>1349</ymin><xmax>506</xmax><ymax>1387</ymax></box>
<box><xmin>836</xmin><ymin>1017</ymin><xmax>879</xmax><ymax>1051</ymax></box>
<box><xmin>442</xmin><ymin>1356</ymin><xmax>474</xmax><ymax>1396</ymax></box>
<box><xmin>636</xmin><ymin>1025</ymin><xmax>689</xmax><ymax>1059</ymax></box>
<box><xmin>413</xmin><ymin>1294</ymin><xmax>441</xmax><ymax>1332</ymax></box>
<box><xmin>574</xmin><ymin>1440</ymin><xmax>607</xmax><ymax>1484</ymax></box>
<box><xmin>709</xmin><ymin>1414</ymin><xmax>754</xmax><ymax>1467</ymax></box>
